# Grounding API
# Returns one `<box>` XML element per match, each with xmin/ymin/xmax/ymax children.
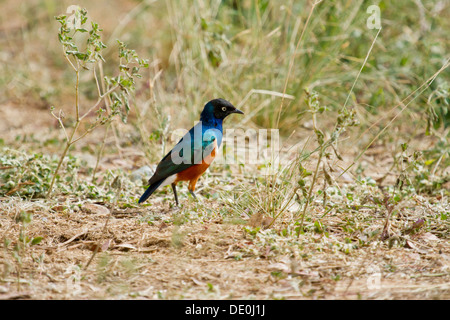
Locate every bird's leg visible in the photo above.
<box><xmin>189</xmin><ymin>189</ymin><xmax>197</xmax><ymax>200</ymax></box>
<box><xmin>171</xmin><ymin>183</ymin><xmax>179</xmax><ymax>206</ymax></box>
<box><xmin>188</xmin><ymin>178</ymin><xmax>199</xmax><ymax>201</ymax></box>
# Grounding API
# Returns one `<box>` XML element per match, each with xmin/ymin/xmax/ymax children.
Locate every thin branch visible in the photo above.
<box><xmin>93</xmin><ymin>65</ymin><xmax>102</xmax><ymax>97</ymax></box>
<box><xmin>297</xmin><ymin>148</ymin><xmax>323</xmax><ymax>234</ymax></box>
<box><xmin>50</xmin><ymin>110</ymin><xmax>69</xmax><ymax>141</ymax></box>
<box><xmin>64</xmin><ymin>54</ymin><xmax>78</xmax><ymax>72</ymax></box>
<box><xmin>71</xmin><ymin>122</ymin><xmax>101</xmax><ymax>144</ymax></box>
<box><xmin>342</xmin><ymin>27</ymin><xmax>382</xmax><ymax>112</ymax></box>
<box><xmin>79</xmin><ymin>84</ymin><xmax>119</xmax><ymax>121</ymax></box>
<box><xmin>92</xmin><ymin>123</ymin><xmax>110</xmax><ymax>181</ymax></box>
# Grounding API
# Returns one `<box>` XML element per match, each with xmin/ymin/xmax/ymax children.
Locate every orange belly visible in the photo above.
<box><xmin>174</xmin><ymin>141</ymin><xmax>217</xmax><ymax>191</ymax></box>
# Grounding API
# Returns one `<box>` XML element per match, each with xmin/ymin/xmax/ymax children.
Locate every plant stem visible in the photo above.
<box><xmin>297</xmin><ymin>148</ymin><xmax>323</xmax><ymax>235</ymax></box>
<box><xmin>92</xmin><ymin>123</ymin><xmax>110</xmax><ymax>182</ymax></box>
<box><xmin>47</xmin><ymin>66</ymin><xmax>81</xmax><ymax>198</ymax></box>
<box><xmin>46</xmin><ymin>142</ymin><xmax>69</xmax><ymax>198</ymax></box>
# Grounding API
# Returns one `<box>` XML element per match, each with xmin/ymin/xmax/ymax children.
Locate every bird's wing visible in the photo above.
<box><xmin>147</xmin><ymin>130</ymin><xmax>218</xmax><ymax>185</ymax></box>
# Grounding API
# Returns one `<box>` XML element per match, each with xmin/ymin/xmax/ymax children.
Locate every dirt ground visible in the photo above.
<box><xmin>1</xmin><ymin>102</ymin><xmax>449</xmax><ymax>300</ymax></box>
<box><xmin>1</xmin><ymin>196</ymin><xmax>449</xmax><ymax>300</ymax></box>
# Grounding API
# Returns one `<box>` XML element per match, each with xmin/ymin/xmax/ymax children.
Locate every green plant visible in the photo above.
<box><xmin>47</xmin><ymin>8</ymin><xmax>148</xmax><ymax>197</ymax></box>
<box><xmin>293</xmin><ymin>89</ymin><xmax>358</xmax><ymax>234</ymax></box>
<box><xmin>0</xmin><ymin>148</ymin><xmax>82</xmax><ymax>198</ymax></box>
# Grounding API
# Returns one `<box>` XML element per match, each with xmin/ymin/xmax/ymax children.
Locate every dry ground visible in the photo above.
<box><xmin>0</xmin><ymin>200</ymin><xmax>448</xmax><ymax>300</ymax></box>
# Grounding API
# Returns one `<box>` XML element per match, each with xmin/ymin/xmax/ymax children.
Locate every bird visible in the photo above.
<box><xmin>138</xmin><ymin>98</ymin><xmax>244</xmax><ymax>206</ymax></box>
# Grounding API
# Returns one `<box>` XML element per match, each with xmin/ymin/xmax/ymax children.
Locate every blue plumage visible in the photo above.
<box><xmin>138</xmin><ymin>98</ymin><xmax>243</xmax><ymax>205</ymax></box>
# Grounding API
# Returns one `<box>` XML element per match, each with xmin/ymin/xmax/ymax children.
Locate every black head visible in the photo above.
<box><xmin>201</xmin><ymin>98</ymin><xmax>244</xmax><ymax>121</ymax></box>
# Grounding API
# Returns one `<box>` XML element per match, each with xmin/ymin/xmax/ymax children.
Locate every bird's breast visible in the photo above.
<box><xmin>175</xmin><ymin>139</ymin><xmax>217</xmax><ymax>182</ymax></box>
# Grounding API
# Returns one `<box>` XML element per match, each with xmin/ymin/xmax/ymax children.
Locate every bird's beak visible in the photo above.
<box><xmin>231</xmin><ymin>108</ymin><xmax>244</xmax><ymax>115</ymax></box>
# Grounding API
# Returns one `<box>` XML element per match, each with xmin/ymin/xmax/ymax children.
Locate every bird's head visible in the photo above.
<box><xmin>201</xmin><ymin>98</ymin><xmax>244</xmax><ymax>122</ymax></box>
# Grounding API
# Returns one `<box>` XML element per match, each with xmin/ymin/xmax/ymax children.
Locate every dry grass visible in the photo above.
<box><xmin>1</xmin><ymin>188</ymin><xmax>448</xmax><ymax>299</ymax></box>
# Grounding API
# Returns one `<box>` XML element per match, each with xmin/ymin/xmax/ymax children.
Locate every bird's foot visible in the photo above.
<box><xmin>189</xmin><ymin>190</ymin><xmax>198</xmax><ymax>201</ymax></box>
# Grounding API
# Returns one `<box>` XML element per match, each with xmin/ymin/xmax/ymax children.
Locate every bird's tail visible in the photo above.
<box><xmin>138</xmin><ymin>179</ymin><xmax>164</xmax><ymax>204</ymax></box>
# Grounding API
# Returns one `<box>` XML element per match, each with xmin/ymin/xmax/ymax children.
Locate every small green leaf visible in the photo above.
<box><xmin>31</xmin><ymin>237</ymin><xmax>43</xmax><ymax>246</ymax></box>
<box><xmin>401</xmin><ymin>142</ymin><xmax>408</xmax><ymax>152</ymax></box>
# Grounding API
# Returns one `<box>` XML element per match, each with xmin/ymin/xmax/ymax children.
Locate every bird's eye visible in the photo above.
<box><xmin>222</xmin><ymin>107</ymin><xmax>227</xmax><ymax>112</ymax></box>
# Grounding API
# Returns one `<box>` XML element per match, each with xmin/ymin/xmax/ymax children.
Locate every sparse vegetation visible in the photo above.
<box><xmin>0</xmin><ymin>0</ymin><xmax>449</xmax><ymax>300</ymax></box>
<box><xmin>47</xmin><ymin>8</ymin><xmax>148</xmax><ymax>196</ymax></box>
